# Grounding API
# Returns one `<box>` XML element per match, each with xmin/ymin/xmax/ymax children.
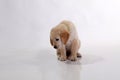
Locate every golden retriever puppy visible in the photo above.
<box><xmin>50</xmin><ymin>20</ymin><xmax>81</xmax><ymax>61</ymax></box>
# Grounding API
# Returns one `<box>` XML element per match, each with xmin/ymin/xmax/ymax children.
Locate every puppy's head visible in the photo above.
<box><xmin>50</xmin><ymin>28</ymin><xmax>69</xmax><ymax>49</ymax></box>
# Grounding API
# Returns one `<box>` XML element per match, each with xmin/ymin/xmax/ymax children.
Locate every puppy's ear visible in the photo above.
<box><xmin>60</xmin><ymin>31</ymin><xmax>69</xmax><ymax>44</ymax></box>
<box><xmin>50</xmin><ymin>38</ymin><xmax>53</xmax><ymax>46</ymax></box>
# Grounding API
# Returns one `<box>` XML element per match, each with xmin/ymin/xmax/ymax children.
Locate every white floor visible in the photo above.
<box><xmin>0</xmin><ymin>44</ymin><xmax>120</xmax><ymax>80</ymax></box>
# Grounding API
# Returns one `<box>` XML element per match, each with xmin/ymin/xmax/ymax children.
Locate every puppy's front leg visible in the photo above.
<box><xmin>69</xmin><ymin>39</ymin><xmax>79</xmax><ymax>61</ymax></box>
<box><xmin>57</xmin><ymin>46</ymin><xmax>67</xmax><ymax>61</ymax></box>
<box><xmin>57</xmin><ymin>50</ymin><xmax>61</xmax><ymax>60</ymax></box>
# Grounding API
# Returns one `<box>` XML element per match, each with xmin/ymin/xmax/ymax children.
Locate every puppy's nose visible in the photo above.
<box><xmin>54</xmin><ymin>46</ymin><xmax>57</xmax><ymax>49</ymax></box>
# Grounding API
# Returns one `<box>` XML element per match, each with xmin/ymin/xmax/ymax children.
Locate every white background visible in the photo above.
<box><xmin>0</xmin><ymin>0</ymin><xmax>120</xmax><ymax>80</ymax></box>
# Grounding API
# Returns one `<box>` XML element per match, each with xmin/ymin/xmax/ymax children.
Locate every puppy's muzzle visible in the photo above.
<box><xmin>54</xmin><ymin>46</ymin><xmax>58</xmax><ymax>49</ymax></box>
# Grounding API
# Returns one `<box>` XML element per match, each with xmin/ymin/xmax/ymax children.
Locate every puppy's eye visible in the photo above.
<box><xmin>56</xmin><ymin>39</ymin><xmax>59</xmax><ymax>41</ymax></box>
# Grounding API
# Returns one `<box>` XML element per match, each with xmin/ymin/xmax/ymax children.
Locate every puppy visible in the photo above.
<box><xmin>50</xmin><ymin>20</ymin><xmax>81</xmax><ymax>61</ymax></box>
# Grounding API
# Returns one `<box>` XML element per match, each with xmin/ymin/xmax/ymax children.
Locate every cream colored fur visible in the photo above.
<box><xmin>50</xmin><ymin>20</ymin><xmax>81</xmax><ymax>61</ymax></box>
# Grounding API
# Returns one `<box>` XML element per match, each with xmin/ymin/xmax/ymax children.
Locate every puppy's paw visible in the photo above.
<box><xmin>58</xmin><ymin>56</ymin><xmax>66</xmax><ymax>61</ymax></box>
<box><xmin>77</xmin><ymin>53</ymin><xmax>82</xmax><ymax>58</ymax></box>
<box><xmin>68</xmin><ymin>56</ymin><xmax>77</xmax><ymax>61</ymax></box>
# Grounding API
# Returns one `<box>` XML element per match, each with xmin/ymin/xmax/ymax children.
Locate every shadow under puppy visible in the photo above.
<box><xmin>50</xmin><ymin>20</ymin><xmax>81</xmax><ymax>61</ymax></box>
